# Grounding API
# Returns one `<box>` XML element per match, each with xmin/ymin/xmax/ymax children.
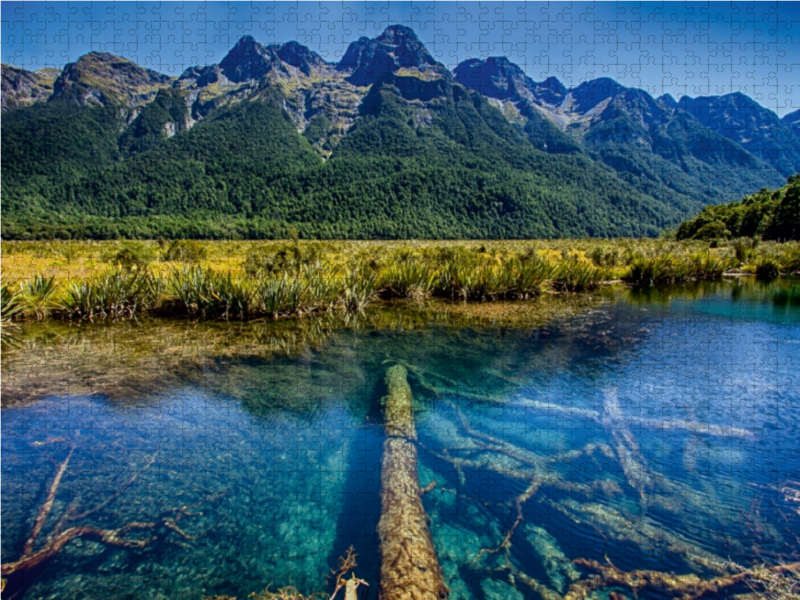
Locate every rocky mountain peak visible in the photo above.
<box><xmin>218</xmin><ymin>37</ymin><xmax>327</xmax><ymax>83</ymax></box>
<box><xmin>1</xmin><ymin>64</ymin><xmax>57</xmax><ymax>110</ymax></box>
<box><xmin>678</xmin><ymin>93</ymin><xmax>800</xmax><ymax>176</ymax></box>
<box><xmin>566</xmin><ymin>77</ymin><xmax>632</xmax><ymax>114</ymax></box>
<box><xmin>51</xmin><ymin>52</ymin><xmax>172</xmax><ymax>107</ymax></box>
<box><xmin>453</xmin><ymin>57</ymin><xmax>530</xmax><ymax>100</ymax></box>
<box><xmin>679</xmin><ymin>92</ymin><xmax>759</xmax><ymax>114</ymax></box>
<box><xmin>337</xmin><ymin>24</ymin><xmax>447</xmax><ymax>85</ymax></box>
<box><xmin>375</xmin><ymin>24</ymin><xmax>420</xmax><ymax>46</ymax></box>
<box><xmin>219</xmin><ymin>36</ymin><xmax>276</xmax><ymax>83</ymax></box>
<box><xmin>530</xmin><ymin>76</ymin><xmax>567</xmax><ymax>106</ymax></box>
<box><xmin>273</xmin><ymin>41</ymin><xmax>327</xmax><ymax>76</ymax></box>
<box><xmin>657</xmin><ymin>93</ymin><xmax>678</xmax><ymax>109</ymax></box>
<box><xmin>453</xmin><ymin>57</ymin><xmax>569</xmax><ymax>109</ymax></box>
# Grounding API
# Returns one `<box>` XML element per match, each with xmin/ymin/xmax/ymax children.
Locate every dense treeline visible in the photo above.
<box><xmin>676</xmin><ymin>175</ymin><xmax>800</xmax><ymax>241</ymax></box>
<box><xmin>0</xmin><ymin>83</ymin><xmax>728</xmax><ymax>240</ymax></box>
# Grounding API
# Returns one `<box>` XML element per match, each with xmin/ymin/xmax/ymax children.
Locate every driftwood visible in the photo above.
<box><xmin>326</xmin><ymin>546</ymin><xmax>368</xmax><ymax>600</ymax></box>
<box><xmin>564</xmin><ymin>558</ymin><xmax>800</xmax><ymax>600</ymax></box>
<box><xmin>377</xmin><ymin>364</ymin><xmax>449</xmax><ymax>600</ymax></box>
<box><xmin>1</xmin><ymin>445</ymin><xmax>220</xmax><ymax>578</ymax></box>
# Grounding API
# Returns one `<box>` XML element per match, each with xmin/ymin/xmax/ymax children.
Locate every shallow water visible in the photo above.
<box><xmin>2</xmin><ymin>279</ymin><xmax>799</xmax><ymax>599</ymax></box>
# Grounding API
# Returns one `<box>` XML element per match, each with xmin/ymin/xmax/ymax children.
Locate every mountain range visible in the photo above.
<box><xmin>2</xmin><ymin>25</ymin><xmax>799</xmax><ymax>239</ymax></box>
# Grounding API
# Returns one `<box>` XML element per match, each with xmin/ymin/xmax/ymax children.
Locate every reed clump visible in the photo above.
<box><xmin>381</xmin><ymin>260</ymin><xmax>437</xmax><ymax>299</ymax></box>
<box><xmin>60</xmin><ymin>269</ymin><xmax>151</xmax><ymax>319</ymax></box>
<box><xmin>551</xmin><ymin>254</ymin><xmax>605</xmax><ymax>292</ymax></box>
<box><xmin>162</xmin><ymin>240</ymin><xmax>208</xmax><ymax>263</ymax></box>
<box><xmin>1</xmin><ymin>282</ymin><xmax>24</xmax><ymax>323</ymax></box>
<box><xmin>2</xmin><ymin>238</ymin><xmax>798</xmax><ymax>323</ymax></box>
<box><xmin>19</xmin><ymin>275</ymin><xmax>59</xmax><ymax>319</ymax></box>
<box><xmin>756</xmin><ymin>257</ymin><xmax>781</xmax><ymax>281</ymax></box>
<box><xmin>622</xmin><ymin>249</ymin><xmax>736</xmax><ymax>286</ymax></box>
<box><xmin>167</xmin><ymin>267</ymin><xmax>254</xmax><ymax>319</ymax></box>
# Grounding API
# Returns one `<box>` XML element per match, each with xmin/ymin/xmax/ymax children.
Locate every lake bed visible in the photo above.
<box><xmin>2</xmin><ymin>279</ymin><xmax>799</xmax><ymax>599</ymax></box>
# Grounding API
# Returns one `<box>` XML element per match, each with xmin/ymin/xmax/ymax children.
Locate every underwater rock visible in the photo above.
<box><xmin>481</xmin><ymin>577</ymin><xmax>524</xmax><ymax>600</ymax></box>
<box><xmin>434</xmin><ymin>523</ymin><xmax>488</xmax><ymax>600</ymax></box>
<box><xmin>523</xmin><ymin>524</ymin><xmax>579</xmax><ymax>593</ymax></box>
<box><xmin>377</xmin><ymin>364</ymin><xmax>450</xmax><ymax>600</ymax></box>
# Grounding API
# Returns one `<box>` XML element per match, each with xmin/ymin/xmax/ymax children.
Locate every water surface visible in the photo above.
<box><xmin>2</xmin><ymin>279</ymin><xmax>799</xmax><ymax>599</ymax></box>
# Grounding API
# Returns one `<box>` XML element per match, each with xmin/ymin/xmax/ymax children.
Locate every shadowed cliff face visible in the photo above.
<box><xmin>454</xmin><ymin>57</ymin><xmax>786</xmax><ymax>201</ymax></box>
<box><xmin>219</xmin><ymin>35</ymin><xmax>278</xmax><ymax>83</ymax></box>
<box><xmin>785</xmin><ymin>108</ymin><xmax>800</xmax><ymax>137</ymax></box>
<box><xmin>337</xmin><ymin>24</ymin><xmax>451</xmax><ymax>85</ymax></box>
<box><xmin>218</xmin><ymin>36</ymin><xmax>330</xmax><ymax>83</ymax></box>
<box><xmin>679</xmin><ymin>93</ymin><xmax>800</xmax><ymax>177</ymax></box>
<box><xmin>454</xmin><ymin>57</ymin><xmax>559</xmax><ymax>103</ymax></box>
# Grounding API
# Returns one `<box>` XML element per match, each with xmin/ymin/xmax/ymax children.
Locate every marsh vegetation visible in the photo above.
<box><xmin>3</xmin><ymin>238</ymin><xmax>800</xmax><ymax>324</ymax></box>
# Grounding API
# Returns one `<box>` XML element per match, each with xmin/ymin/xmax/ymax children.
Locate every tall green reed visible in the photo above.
<box><xmin>60</xmin><ymin>269</ymin><xmax>149</xmax><ymax>319</ymax></box>
<box><xmin>20</xmin><ymin>274</ymin><xmax>59</xmax><ymax>319</ymax></box>
<box><xmin>1</xmin><ymin>282</ymin><xmax>24</xmax><ymax>323</ymax></box>
<box><xmin>551</xmin><ymin>255</ymin><xmax>605</xmax><ymax>292</ymax></box>
<box><xmin>168</xmin><ymin>266</ymin><xmax>254</xmax><ymax>319</ymax></box>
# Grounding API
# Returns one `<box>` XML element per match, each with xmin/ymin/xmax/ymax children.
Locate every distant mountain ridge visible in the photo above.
<box><xmin>782</xmin><ymin>108</ymin><xmax>800</xmax><ymax>137</ymax></box>
<box><xmin>1</xmin><ymin>25</ymin><xmax>796</xmax><ymax>239</ymax></box>
<box><xmin>0</xmin><ymin>64</ymin><xmax>59</xmax><ymax>110</ymax></box>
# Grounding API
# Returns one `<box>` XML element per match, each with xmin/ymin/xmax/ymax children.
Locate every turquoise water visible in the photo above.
<box><xmin>2</xmin><ymin>279</ymin><xmax>799</xmax><ymax>599</ymax></box>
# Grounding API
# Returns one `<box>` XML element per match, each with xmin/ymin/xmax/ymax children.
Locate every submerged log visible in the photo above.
<box><xmin>377</xmin><ymin>365</ymin><xmax>449</xmax><ymax>600</ymax></box>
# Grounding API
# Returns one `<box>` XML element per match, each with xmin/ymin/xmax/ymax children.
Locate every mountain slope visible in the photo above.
<box><xmin>453</xmin><ymin>57</ymin><xmax>583</xmax><ymax>155</ymax></box>
<box><xmin>51</xmin><ymin>52</ymin><xmax>174</xmax><ymax>107</ymax></box>
<box><xmin>175</xmin><ymin>35</ymin><xmax>362</xmax><ymax>152</ymax></box>
<box><xmin>2</xmin><ymin>25</ymin><xmax>798</xmax><ymax>240</ymax></box>
<box><xmin>784</xmin><ymin>108</ymin><xmax>800</xmax><ymax>138</ymax></box>
<box><xmin>1</xmin><ymin>64</ymin><xmax>59</xmax><ymax>110</ymax></box>
<box><xmin>337</xmin><ymin>24</ymin><xmax>450</xmax><ymax>85</ymax></box>
<box><xmin>678</xmin><ymin>94</ymin><xmax>800</xmax><ymax>177</ymax></box>
<box><xmin>454</xmin><ymin>61</ymin><xmax>786</xmax><ymax>207</ymax></box>
<box><xmin>2</xmin><ymin>101</ymin><xmax>124</xmax><ymax>215</ymax></box>
<box><xmin>3</xmin><ymin>72</ymin><xmax>676</xmax><ymax>238</ymax></box>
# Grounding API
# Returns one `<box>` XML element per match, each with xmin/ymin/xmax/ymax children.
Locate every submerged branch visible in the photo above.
<box><xmin>23</xmin><ymin>444</ymin><xmax>75</xmax><ymax>556</ymax></box>
<box><xmin>4</xmin><ymin>522</ymin><xmax>156</xmax><ymax>576</ymax></box>
<box><xmin>66</xmin><ymin>453</ymin><xmax>159</xmax><ymax>521</ymax></box>
<box><xmin>492</xmin><ymin>553</ymin><xmax>560</xmax><ymax>600</ymax></box>
<box><xmin>1</xmin><ymin>450</ymin><xmax>221</xmax><ymax>578</ymax></box>
<box><xmin>601</xmin><ymin>387</ymin><xmax>653</xmax><ymax>503</ymax></box>
<box><xmin>472</xmin><ymin>512</ymin><xmax>524</xmax><ymax>565</ymax></box>
<box><xmin>420</xmin><ymin>481</ymin><xmax>437</xmax><ymax>496</ymax></box>
<box><xmin>564</xmin><ymin>558</ymin><xmax>800</xmax><ymax>600</ymax></box>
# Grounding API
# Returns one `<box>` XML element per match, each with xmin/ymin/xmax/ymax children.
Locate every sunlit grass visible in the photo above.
<box><xmin>2</xmin><ymin>238</ymin><xmax>798</xmax><ymax>321</ymax></box>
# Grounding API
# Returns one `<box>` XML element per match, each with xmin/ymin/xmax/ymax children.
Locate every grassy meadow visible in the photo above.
<box><xmin>2</xmin><ymin>237</ymin><xmax>799</xmax><ymax>322</ymax></box>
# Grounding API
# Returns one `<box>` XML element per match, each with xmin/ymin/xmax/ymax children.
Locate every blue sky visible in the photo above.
<box><xmin>2</xmin><ymin>1</ymin><xmax>798</xmax><ymax>115</ymax></box>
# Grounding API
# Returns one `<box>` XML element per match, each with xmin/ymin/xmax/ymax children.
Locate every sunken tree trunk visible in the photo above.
<box><xmin>377</xmin><ymin>364</ymin><xmax>449</xmax><ymax>600</ymax></box>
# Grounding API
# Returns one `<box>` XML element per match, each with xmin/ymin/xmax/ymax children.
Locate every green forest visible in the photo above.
<box><xmin>3</xmin><ymin>84</ymin><xmax>692</xmax><ymax>240</ymax></box>
<box><xmin>676</xmin><ymin>175</ymin><xmax>800</xmax><ymax>242</ymax></box>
